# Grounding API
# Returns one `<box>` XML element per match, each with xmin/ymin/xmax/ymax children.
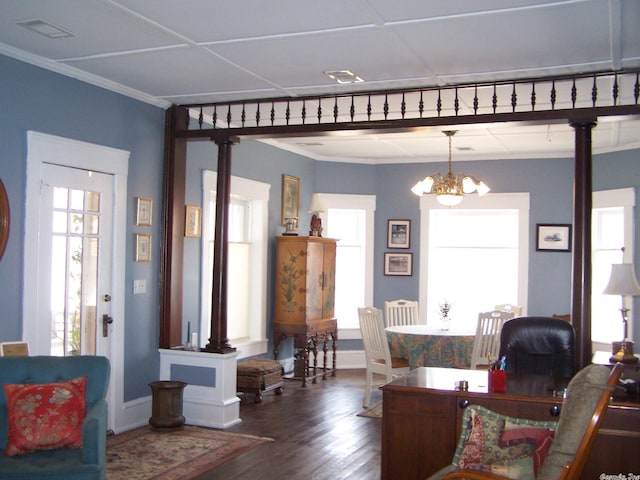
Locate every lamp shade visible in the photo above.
<box><xmin>603</xmin><ymin>263</ymin><xmax>640</xmax><ymax>296</ymax></box>
<box><xmin>309</xmin><ymin>193</ymin><xmax>325</xmax><ymax>213</ymax></box>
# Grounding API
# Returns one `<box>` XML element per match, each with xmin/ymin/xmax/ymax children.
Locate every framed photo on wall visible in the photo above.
<box><xmin>384</xmin><ymin>252</ymin><xmax>413</xmax><ymax>276</ymax></box>
<box><xmin>136</xmin><ymin>197</ymin><xmax>152</xmax><ymax>226</ymax></box>
<box><xmin>536</xmin><ymin>224</ymin><xmax>572</xmax><ymax>252</ymax></box>
<box><xmin>135</xmin><ymin>233</ymin><xmax>151</xmax><ymax>262</ymax></box>
<box><xmin>387</xmin><ymin>219</ymin><xmax>411</xmax><ymax>248</ymax></box>
<box><xmin>281</xmin><ymin>174</ymin><xmax>300</xmax><ymax>226</ymax></box>
<box><xmin>184</xmin><ymin>205</ymin><xmax>202</xmax><ymax>238</ymax></box>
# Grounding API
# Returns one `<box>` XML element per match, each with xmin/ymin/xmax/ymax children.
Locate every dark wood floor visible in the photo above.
<box><xmin>194</xmin><ymin>369</ymin><xmax>383</xmax><ymax>480</ymax></box>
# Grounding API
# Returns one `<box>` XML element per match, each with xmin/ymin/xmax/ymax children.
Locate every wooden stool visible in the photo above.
<box><xmin>237</xmin><ymin>359</ymin><xmax>284</xmax><ymax>403</ymax></box>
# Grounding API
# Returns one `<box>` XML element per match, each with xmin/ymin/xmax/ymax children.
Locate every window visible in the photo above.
<box><xmin>200</xmin><ymin>171</ymin><xmax>270</xmax><ymax>357</ymax></box>
<box><xmin>318</xmin><ymin>194</ymin><xmax>375</xmax><ymax>338</ymax></box>
<box><xmin>592</xmin><ymin>188</ymin><xmax>635</xmax><ymax>346</ymax></box>
<box><xmin>419</xmin><ymin>193</ymin><xmax>530</xmax><ymax>331</ymax></box>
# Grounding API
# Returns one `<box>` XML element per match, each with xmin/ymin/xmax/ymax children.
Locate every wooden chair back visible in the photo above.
<box><xmin>384</xmin><ymin>299</ymin><xmax>419</xmax><ymax>327</ymax></box>
<box><xmin>469</xmin><ymin>310</ymin><xmax>514</xmax><ymax>369</ymax></box>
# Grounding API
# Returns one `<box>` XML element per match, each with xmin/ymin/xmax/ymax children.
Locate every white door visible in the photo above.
<box><xmin>24</xmin><ymin>131</ymin><xmax>129</xmax><ymax>433</ymax></box>
<box><xmin>39</xmin><ymin>164</ymin><xmax>113</xmax><ymax>358</ymax></box>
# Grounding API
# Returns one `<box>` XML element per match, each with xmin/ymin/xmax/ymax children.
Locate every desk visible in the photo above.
<box><xmin>385</xmin><ymin>325</ymin><xmax>475</xmax><ymax>369</ymax></box>
<box><xmin>381</xmin><ymin>367</ymin><xmax>640</xmax><ymax>480</ymax></box>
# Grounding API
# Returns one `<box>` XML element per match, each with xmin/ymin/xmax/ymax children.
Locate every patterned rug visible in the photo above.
<box><xmin>357</xmin><ymin>402</ymin><xmax>382</xmax><ymax>418</ymax></box>
<box><xmin>106</xmin><ymin>425</ymin><xmax>272</xmax><ymax>479</ymax></box>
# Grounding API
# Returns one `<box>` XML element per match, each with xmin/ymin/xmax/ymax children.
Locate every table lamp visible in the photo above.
<box><xmin>603</xmin><ymin>263</ymin><xmax>640</xmax><ymax>363</ymax></box>
<box><xmin>309</xmin><ymin>193</ymin><xmax>325</xmax><ymax>237</ymax></box>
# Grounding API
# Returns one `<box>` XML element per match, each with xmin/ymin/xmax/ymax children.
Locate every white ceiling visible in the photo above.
<box><xmin>1</xmin><ymin>0</ymin><xmax>639</xmax><ymax>163</ymax></box>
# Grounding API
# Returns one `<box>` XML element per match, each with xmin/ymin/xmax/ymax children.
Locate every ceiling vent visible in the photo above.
<box><xmin>324</xmin><ymin>70</ymin><xmax>364</xmax><ymax>84</ymax></box>
<box><xmin>17</xmin><ymin>19</ymin><xmax>75</xmax><ymax>39</ymax></box>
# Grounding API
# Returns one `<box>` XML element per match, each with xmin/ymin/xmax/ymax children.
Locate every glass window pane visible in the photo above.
<box><xmin>70</xmin><ymin>213</ymin><xmax>84</xmax><ymax>234</ymax></box>
<box><xmin>227</xmin><ymin>242</ymin><xmax>250</xmax><ymax>342</ymax></box>
<box><xmin>53</xmin><ymin>187</ymin><xmax>68</xmax><ymax>209</ymax></box>
<box><xmin>70</xmin><ymin>189</ymin><xmax>84</xmax><ymax>210</ymax></box>
<box><xmin>85</xmin><ymin>214</ymin><xmax>99</xmax><ymax>235</ymax></box>
<box><xmin>85</xmin><ymin>191</ymin><xmax>100</xmax><ymax>212</ymax></box>
<box><xmin>328</xmin><ymin>208</ymin><xmax>367</xmax><ymax>329</ymax></box>
<box><xmin>427</xmin><ymin>209</ymin><xmax>520</xmax><ymax>332</ymax></box>
<box><xmin>52</xmin><ymin>211</ymin><xmax>68</xmax><ymax>234</ymax></box>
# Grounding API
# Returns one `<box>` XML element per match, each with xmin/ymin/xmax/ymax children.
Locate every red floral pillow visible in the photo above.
<box><xmin>453</xmin><ymin>405</ymin><xmax>556</xmax><ymax>480</ymax></box>
<box><xmin>3</xmin><ymin>376</ymin><xmax>87</xmax><ymax>456</ymax></box>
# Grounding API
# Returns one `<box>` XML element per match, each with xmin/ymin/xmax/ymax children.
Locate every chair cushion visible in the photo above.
<box><xmin>3</xmin><ymin>376</ymin><xmax>87</xmax><ymax>456</ymax></box>
<box><xmin>452</xmin><ymin>405</ymin><xmax>556</xmax><ymax>480</ymax></box>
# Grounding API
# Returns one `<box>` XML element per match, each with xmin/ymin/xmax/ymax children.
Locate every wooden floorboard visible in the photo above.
<box><xmin>194</xmin><ymin>369</ymin><xmax>383</xmax><ymax>480</ymax></box>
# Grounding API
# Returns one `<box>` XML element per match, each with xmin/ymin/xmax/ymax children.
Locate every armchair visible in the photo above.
<box><xmin>0</xmin><ymin>355</ymin><xmax>110</xmax><ymax>480</ymax></box>
<box><xmin>426</xmin><ymin>363</ymin><xmax>622</xmax><ymax>480</ymax></box>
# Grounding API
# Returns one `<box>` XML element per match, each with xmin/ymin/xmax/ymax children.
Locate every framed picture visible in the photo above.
<box><xmin>387</xmin><ymin>219</ymin><xmax>411</xmax><ymax>248</ymax></box>
<box><xmin>281</xmin><ymin>174</ymin><xmax>300</xmax><ymax>226</ymax></box>
<box><xmin>536</xmin><ymin>224</ymin><xmax>572</xmax><ymax>252</ymax></box>
<box><xmin>384</xmin><ymin>252</ymin><xmax>413</xmax><ymax>276</ymax></box>
<box><xmin>135</xmin><ymin>233</ymin><xmax>151</xmax><ymax>262</ymax></box>
<box><xmin>184</xmin><ymin>205</ymin><xmax>202</xmax><ymax>238</ymax></box>
<box><xmin>136</xmin><ymin>197</ymin><xmax>152</xmax><ymax>226</ymax></box>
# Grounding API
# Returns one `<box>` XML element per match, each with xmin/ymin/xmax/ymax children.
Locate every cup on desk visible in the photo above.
<box><xmin>488</xmin><ymin>369</ymin><xmax>506</xmax><ymax>393</ymax></box>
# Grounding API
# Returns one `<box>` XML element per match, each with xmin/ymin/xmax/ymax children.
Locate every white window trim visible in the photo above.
<box><xmin>201</xmin><ymin>171</ymin><xmax>270</xmax><ymax>358</ymax></box>
<box><xmin>418</xmin><ymin>193</ymin><xmax>530</xmax><ymax>325</ymax></box>
<box><xmin>317</xmin><ymin>193</ymin><xmax>376</xmax><ymax>340</ymax></box>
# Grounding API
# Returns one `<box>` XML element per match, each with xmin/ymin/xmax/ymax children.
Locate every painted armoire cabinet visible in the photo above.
<box><xmin>273</xmin><ymin>236</ymin><xmax>337</xmax><ymax>386</ymax></box>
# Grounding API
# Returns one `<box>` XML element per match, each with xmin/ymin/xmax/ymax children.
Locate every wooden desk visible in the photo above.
<box><xmin>385</xmin><ymin>325</ymin><xmax>475</xmax><ymax>369</ymax></box>
<box><xmin>381</xmin><ymin>367</ymin><xmax>640</xmax><ymax>480</ymax></box>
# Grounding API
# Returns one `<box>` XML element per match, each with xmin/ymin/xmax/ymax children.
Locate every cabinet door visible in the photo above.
<box><xmin>321</xmin><ymin>241</ymin><xmax>336</xmax><ymax>318</ymax></box>
<box><xmin>274</xmin><ymin>238</ymin><xmax>307</xmax><ymax>324</ymax></box>
<box><xmin>305</xmin><ymin>241</ymin><xmax>325</xmax><ymax>321</ymax></box>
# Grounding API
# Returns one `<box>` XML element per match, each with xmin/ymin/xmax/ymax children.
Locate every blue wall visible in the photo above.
<box><xmin>2</xmin><ymin>53</ymin><xmax>640</xmax><ymax>407</ymax></box>
<box><xmin>0</xmin><ymin>54</ymin><xmax>166</xmax><ymax>401</ymax></box>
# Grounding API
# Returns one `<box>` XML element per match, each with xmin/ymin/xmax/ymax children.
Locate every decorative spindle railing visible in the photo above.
<box><xmin>179</xmin><ymin>70</ymin><xmax>640</xmax><ymax>137</ymax></box>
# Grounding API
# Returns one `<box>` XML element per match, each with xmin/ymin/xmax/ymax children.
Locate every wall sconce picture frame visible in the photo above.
<box><xmin>281</xmin><ymin>174</ymin><xmax>300</xmax><ymax>226</ymax></box>
<box><xmin>185</xmin><ymin>205</ymin><xmax>202</xmax><ymax>238</ymax></box>
<box><xmin>135</xmin><ymin>233</ymin><xmax>151</xmax><ymax>262</ymax></box>
<box><xmin>384</xmin><ymin>252</ymin><xmax>413</xmax><ymax>276</ymax></box>
<box><xmin>136</xmin><ymin>197</ymin><xmax>152</xmax><ymax>226</ymax></box>
<box><xmin>387</xmin><ymin>219</ymin><xmax>411</xmax><ymax>249</ymax></box>
<box><xmin>536</xmin><ymin>223</ymin><xmax>572</xmax><ymax>252</ymax></box>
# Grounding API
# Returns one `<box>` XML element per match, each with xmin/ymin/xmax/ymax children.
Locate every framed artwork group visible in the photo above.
<box><xmin>385</xmin><ymin>219</ymin><xmax>412</xmax><ymax>276</ymax></box>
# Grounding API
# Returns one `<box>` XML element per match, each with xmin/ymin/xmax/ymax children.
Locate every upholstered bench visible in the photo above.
<box><xmin>237</xmin><ymin>359</ymin><xmax>284</xmax><ymax>403</ymax></box>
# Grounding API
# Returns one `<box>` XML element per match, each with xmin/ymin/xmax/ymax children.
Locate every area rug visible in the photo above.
<box><xmin>357</xmin><ymin>402</ymin><xmax>382</xmax><ymax>418</ymax></box>
<box><xmin>106</xmin><ymin>425</ymin><xmax>272</xmax><ymax>480</ymax></box>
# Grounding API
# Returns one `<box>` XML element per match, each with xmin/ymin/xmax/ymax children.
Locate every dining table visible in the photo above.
<box><xmin>385</xmin><ymin>324</ymin><xmax>475</xmax><ymax>369</ymax></box>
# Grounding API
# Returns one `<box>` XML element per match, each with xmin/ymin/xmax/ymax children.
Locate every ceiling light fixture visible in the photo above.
<box><xmin>411</xmin><ymin>130</ymin><xmax>490</xmax><ymax>207</ymax></box>
<box><xmin>324</xmin><ymin>70</ymin><xmax>364</xmax><ymax>84</ymax></box>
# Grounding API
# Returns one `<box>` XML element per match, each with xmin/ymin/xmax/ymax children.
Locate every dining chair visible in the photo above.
<box><xmin>427</xmin><ymin>363</ymin><xmax>623</xmax><ymax>480</ymax></box>
<box><xmin>384</xmin><ymin>299</ymin><xmax>419</xmax><ymax>327</ymax></box>
<box><xmin>494</xmin><ymin>303</ymin><xmax>523</xmax><ymax>316</ymax></box>
<box><xmin>469</xmin><ymin>310</ymin><xmax>515</xmax><ymax>369</ymax></box>
<box><xmin>358</xmin><ymin>306</ymin><xmax>410</xmax><ymax>407</ymax></box>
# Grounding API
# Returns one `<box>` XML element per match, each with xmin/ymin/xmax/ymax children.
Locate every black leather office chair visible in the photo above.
<box><xmin>498</xmin><ymin>316</ymin><xmax>576</xmax><ymax>378</ymax></box>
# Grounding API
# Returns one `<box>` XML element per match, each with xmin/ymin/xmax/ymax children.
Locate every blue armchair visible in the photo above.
<box><xmin>0</xmin><ymin>355</ymin><xmax>110</xmax><ymax>480</ymax></box>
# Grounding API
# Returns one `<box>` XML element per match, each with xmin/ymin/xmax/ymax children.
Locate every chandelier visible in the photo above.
<box><xmin>411</xmin><ymin>130</ymin><xmax>490</xmax><ymax>207</ymax></box>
